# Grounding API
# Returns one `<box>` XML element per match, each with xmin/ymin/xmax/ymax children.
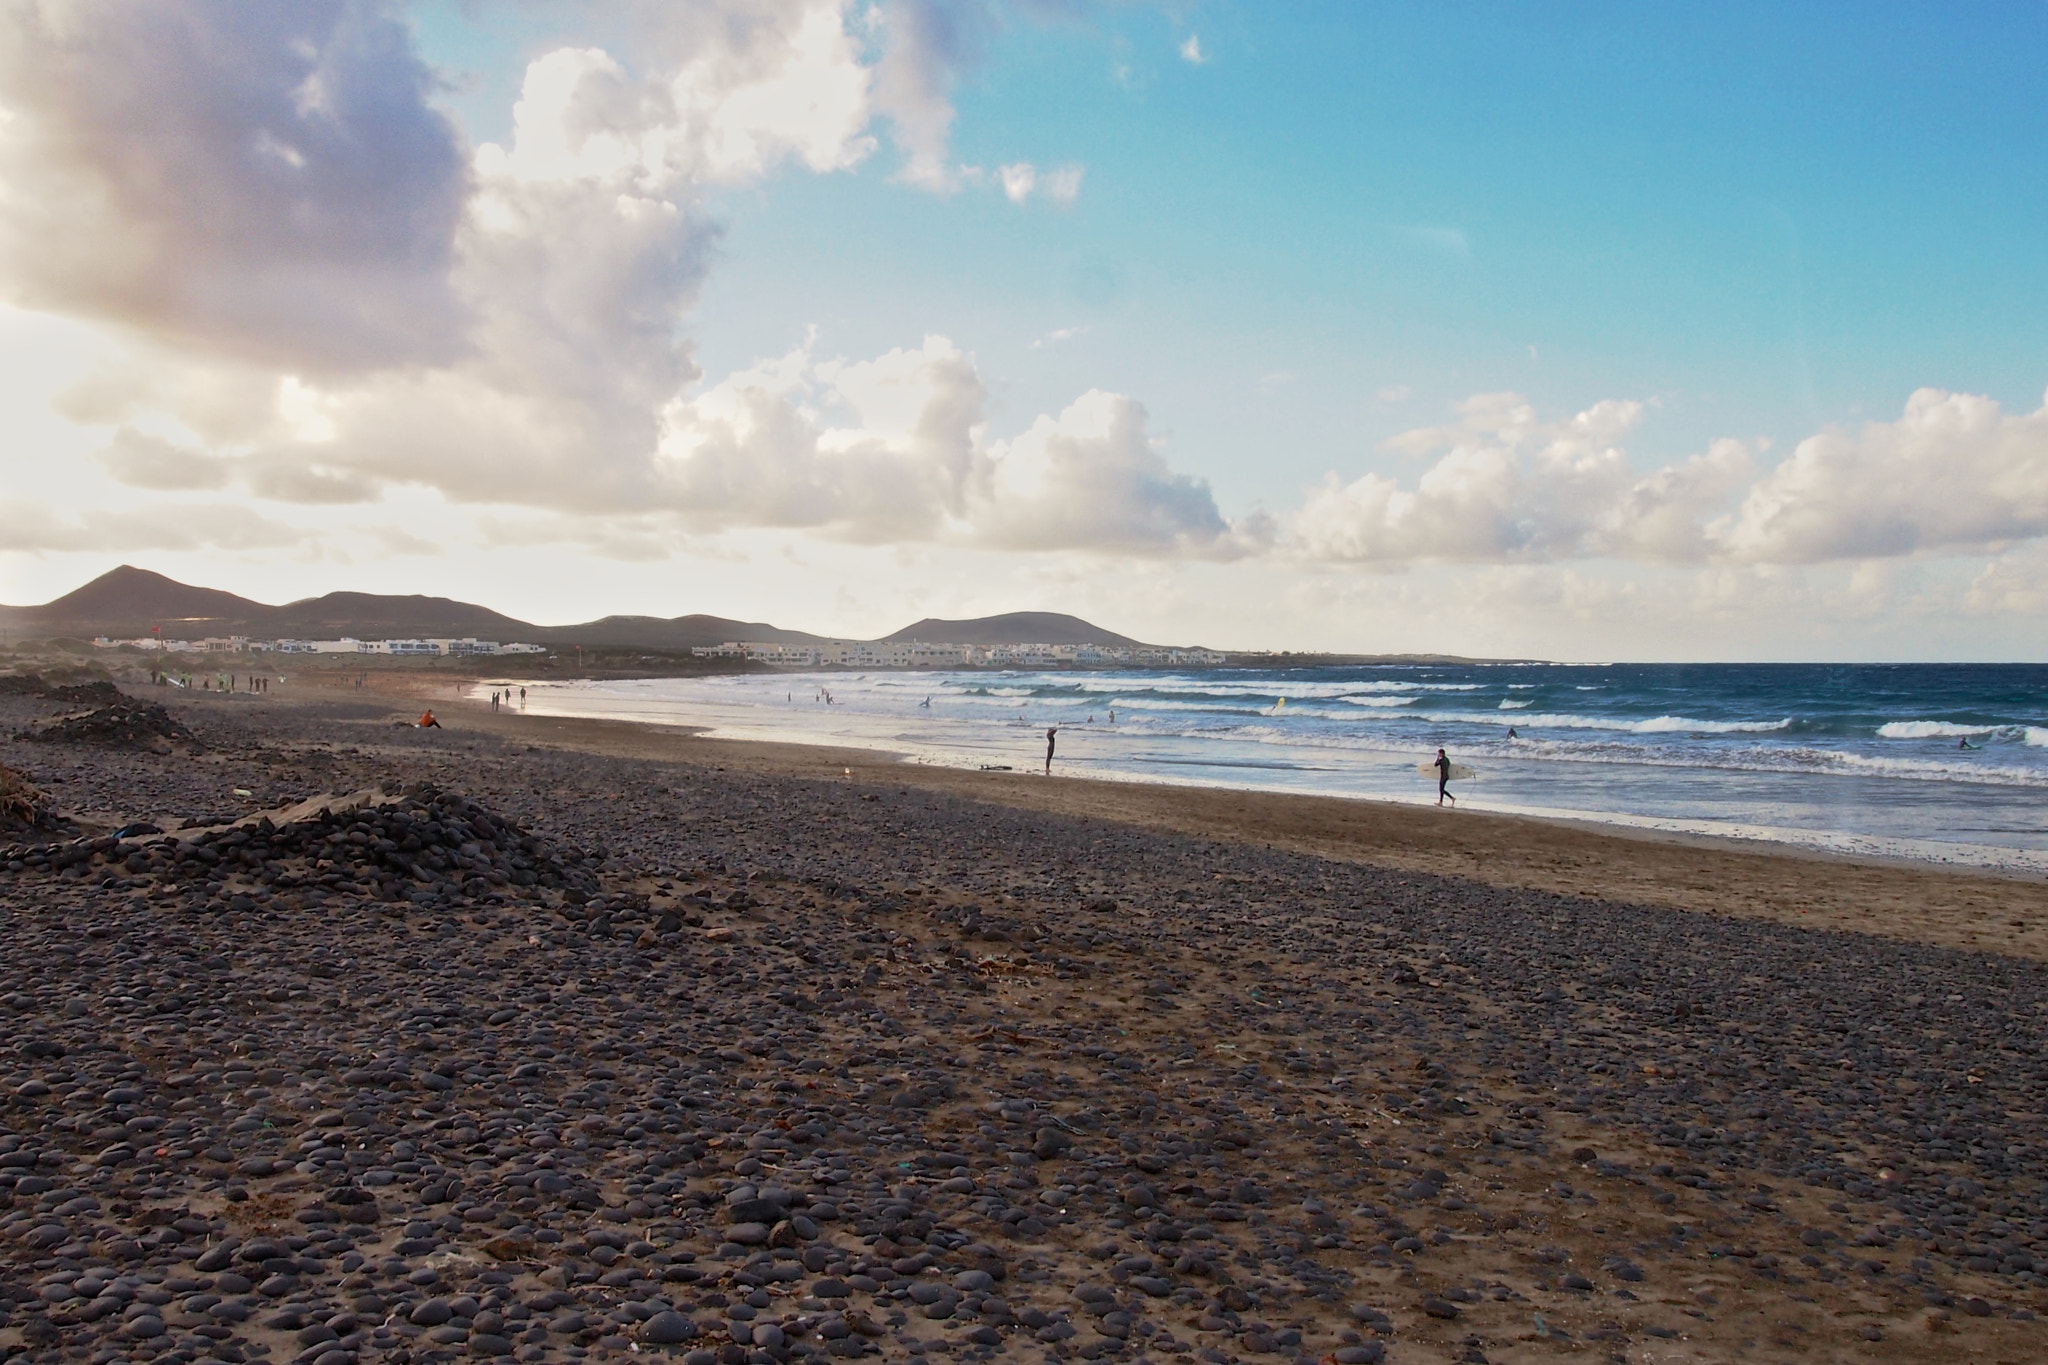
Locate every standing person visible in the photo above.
<box><xmin>1045</xmin><ymin>726</ymin><xmax>1058</xmax><ymax>775</ymax></box>
<box><xmin>1435</xmin><ymin>748</ymin><xmax>1456</xmax><ymax>807</ymax></box>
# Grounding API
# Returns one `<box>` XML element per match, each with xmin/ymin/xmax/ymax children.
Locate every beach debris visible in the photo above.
<box><xmin>18</xmin><ymin>699</ymin><xmax>196</xmax><ymax>748</ymax></box>
<box><xmin>0</xmin><ymin>762</ymin><xmax>61</xmax><ymax>834</ymax></box>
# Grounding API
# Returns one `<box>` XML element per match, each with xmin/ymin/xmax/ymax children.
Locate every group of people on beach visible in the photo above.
<box><xmin>488</xmin><ymin>687</ymin><xmax>525</xmax><ymax>712</ymax></box>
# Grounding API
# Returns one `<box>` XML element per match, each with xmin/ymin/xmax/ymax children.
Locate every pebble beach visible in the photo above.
<box><xmin>2</xmin><ymin>679</ymin><xmax>2046</xmax><ymax>1365</ymax></box>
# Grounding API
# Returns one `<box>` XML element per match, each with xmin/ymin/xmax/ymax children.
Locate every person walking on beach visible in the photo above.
<box><xmin>1435</xmin><ymin>747</ymin><xmax>1456</xmax><ymax>807</ymax></box>
<box><xmin>1045</xmin><ymin>726</ymin><xmax>1058</xmax><ymax>775</ymax></box>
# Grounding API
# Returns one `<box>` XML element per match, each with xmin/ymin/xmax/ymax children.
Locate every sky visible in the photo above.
<box><xmin>0</xmin><ymin>0</ymin><xmax>2044</xmax><ymax>660</ymax></box>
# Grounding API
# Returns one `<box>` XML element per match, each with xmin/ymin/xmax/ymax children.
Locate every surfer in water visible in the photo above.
<box><xmin>1435</xmin><ymin>747</ymin><xmax>1456</xmax><ymax>806</ymax></box>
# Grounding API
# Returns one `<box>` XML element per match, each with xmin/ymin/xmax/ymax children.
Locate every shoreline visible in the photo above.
<box><xmin>323</xmin><ymin>670</ymin><xmax>2048</xmax><ymax>964</ymax></box>
<box><xmin>6</xmin><ymin>675</ymin><xmax>2046</xmax><ymax>1361</ymax></box>
<box><xmin>438</xmin><ymin>669</ymin><xmax>2048</xmax><ymax>878</ymax></box>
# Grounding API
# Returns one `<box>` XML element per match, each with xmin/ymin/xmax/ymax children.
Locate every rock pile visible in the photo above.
<box><xmin>0</xmin><ymin>786</ymin><xmax>604</xmax><ymax>910</ymax></box>
<box><xmin>18</xmin><ymin>700</ymin><xmax>195</xmax><ymax>749</ymax></box>
<box><xmin>0</xmin><ymin>673</ymin><xmax>122</xmax><ymax>704</ymax></box>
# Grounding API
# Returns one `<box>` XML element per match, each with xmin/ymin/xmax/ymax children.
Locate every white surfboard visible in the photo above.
<box><xmin>1418</xmin><ymin>762</ymin><xmax>1477</xmax><ymax>780</ymax></box>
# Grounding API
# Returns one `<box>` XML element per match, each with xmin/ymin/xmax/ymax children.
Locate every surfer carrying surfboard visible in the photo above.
<box><xmin>1435</xmin><ymin>748</ymin><xmax>1456</xmax><ymax>806</ymax></box>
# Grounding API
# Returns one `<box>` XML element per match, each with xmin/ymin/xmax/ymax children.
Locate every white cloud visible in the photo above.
<box><xmin>0</xmin><ymin>1</ymin><xmax>1136</xmax><ymax>554</ymax></box>
<box><xmin>980</xmin><ymin>390</ymin><xmax>1268</xmax><ymax>556</ymax></box>
<box><xmin>1711</xmin><ymin>387</ymin><xmax>2048</xmax><ymax>562</ymax></box>
<box><xmin>1040</xmin><ymin>163</ymin><xmax>1084</xmax><ymax>205</ymax></box>
<box><xmin>997</xmin><ymin>160</ymin><xmax>1083</xmax><ymax>206</ymax></box>
<box><xmin>1295</xmin><ymin>386</ymin><xmax>2048</xmax><ymax>569</ymax></box>
<box><xmin>653</xmin><ymin>334</ymin><xmax>1258</xmax><ymax>556</ymax></box>
<box><xmin>1294</xmin><ymin>392</ymin><xmax>1754</xmax><ymax>564</ymax></box>
<box><xmin>999</xmin><ymin>161</ymin><xmax>1037</xmax><ymax>203</ymax></box>
<box><xmin>868</xmin><ymin>0</ymin><xmax>995</xmax><ymax>191</ymax></box>
<box><xmin>1179</xmin><ymin>34</ymin><xmax>1206</xmax><ymax>64</ymax></box>
<box><xmin>0</xmin><ymin>0</ymin><xmax>472</xmax><ymax>374</ymax></box>
<box><xmin>0</xmin><ymin>496</ymin><xmax>302</xmax><ymax>554</ymax></box>
<box><xmin>1030</xmin><ymin>325</ymin><xmax>1086</xmax><ymax>349</ymax></box>
<box><xmin>96</xmin><ymin>427</ymin><xmax>230</xmax><ymax>492</ymax></box>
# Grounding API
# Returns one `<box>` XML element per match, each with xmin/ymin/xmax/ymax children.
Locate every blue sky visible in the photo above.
<box><xmin>0</xmin><ymin>2</ymin><xmax>2044</xmax><ymax>657</ymax></box>
<box><xmin>423</xmin><ymin>0</ymin><xmax>2048</xmax><ymax>506</ymax></box>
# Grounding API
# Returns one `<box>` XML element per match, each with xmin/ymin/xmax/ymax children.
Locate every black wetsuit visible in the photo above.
<box><xmin>1436</xmin><ymin>753</ymin><xmax>1453</xmax><ymax>802</ymax></box>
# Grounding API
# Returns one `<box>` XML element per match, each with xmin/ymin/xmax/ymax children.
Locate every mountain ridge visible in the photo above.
<box><xmin>0</xmin><ymin>566</ymin><xmax>1163</xmax><ymax>652</ymax></box>
<box><xmin>882</xmin><ymin>612</ymin><xmax>1145</xmax><ymax>648</ymax></box>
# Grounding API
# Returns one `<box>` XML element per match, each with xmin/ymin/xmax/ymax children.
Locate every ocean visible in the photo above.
<box><xmin>476</xmin><ymin>662</ymin><xmax>2048</xmax><ymax>872</ymax></box>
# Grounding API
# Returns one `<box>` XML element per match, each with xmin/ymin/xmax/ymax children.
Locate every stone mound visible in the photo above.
<box><xmin>41</xmin><ymin>678</ymin><xmax>125</xmax><ymax>705</ymax></box>
<box><xmin>19</xmin><ymin>700</ymin><xmax>196</xmax><ymax>748</ymax></box>
<box><xmin>0</xmin><ymin>785</ymin><xmax>605</xmax><ymax>907</ymax></box>
<box><xmin>0</xmin><ymin>671</ymin><xmax>123</xmax><ymax>702</ymax></box>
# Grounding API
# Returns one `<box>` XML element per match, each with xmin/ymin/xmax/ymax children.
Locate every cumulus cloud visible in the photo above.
<box><xmin>0</xmin><ymin>0</ymin><xmax>472</xmax><ymax>373</ymax></box>
<box><xmin>0</xmin><ymin>1</ymin><xmax>1167</xmax><ymax>556</ymax></box>
<box><xmin>1712</xmin><ymin>387</ymin><xmax>2048</xmax><ymax>562</ymax></box>
<box><xmin>1179</xmin><ymin>34</ymin><xmax>1206</xmax><ymax>64</ymax></box>
<box><xmin>1294</xmin><ymin>387</ymin><xmax>2048</xmax><ymax>569</ymax></box>
<box><xmin>980</xmin><ymin>390</ymin><xmax>1268</xmax><ymax>556</ymax></box>
<box><xmin>1295</xmin><ymin>393</ymin><xmax>1754</xmax><ymax>564</ymax></box>
<box><xmin>653</xmin><ymin>335</ymin><xmax>1257</xmax><ymax>556</ymax></box>
<box><xmin>12</xmin><ymin>2</ymin><xmax>2042</xmax><ymax>590</ymax></box>
<box><xmin>868</xmin><ymin>0</ymin><xmax>995</xmax><ymax>191</ymax></box>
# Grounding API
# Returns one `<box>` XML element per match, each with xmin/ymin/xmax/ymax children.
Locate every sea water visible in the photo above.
<box><xmin>478</xmin><ymin>663</ymin><xmax>2048</xmax><ymax>872</ymax></box>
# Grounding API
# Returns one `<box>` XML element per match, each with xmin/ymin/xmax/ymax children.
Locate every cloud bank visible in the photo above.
<box><xmin>0</xmin><ymin>0</ymin><xmax>2043</xmax><ymax>590</ymax></box>
<box><xmin>1295</xmin><ymin>387</ymin><xmax>2048</xmax><ymax>569</ymax></box>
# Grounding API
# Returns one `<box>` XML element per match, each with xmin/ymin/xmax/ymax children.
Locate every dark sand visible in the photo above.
<box><xmin>1</xmin><ymin>678</ymin><xmax>2045</xmax><ymax>1365</ymax></box>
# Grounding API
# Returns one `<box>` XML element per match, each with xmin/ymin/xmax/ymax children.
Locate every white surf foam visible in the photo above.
<box><xmin>1876</xmin><ymin>720</ymin><xmax>2001</xmax><ymax>739</ymax></box>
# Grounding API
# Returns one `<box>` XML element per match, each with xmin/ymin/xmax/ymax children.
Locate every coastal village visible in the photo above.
<box><xmin>83</xmin><ymin>634</ymin><xmax>1229</xmax><ymax>670</ymax></box>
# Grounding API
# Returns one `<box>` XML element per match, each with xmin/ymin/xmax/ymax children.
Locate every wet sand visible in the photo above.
<box><xmin>2</xmin><ymin>678</ymin><xmax>2045</xmax><ymax>1365</ymax></box>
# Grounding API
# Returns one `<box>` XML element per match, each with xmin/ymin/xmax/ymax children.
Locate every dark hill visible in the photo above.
<box><xmin>883</xmin><ymin>611</ymin><xmax>1145</xmax><ymax>648</ymax></box>
<box><xmin>1</xmin><ymin>568</ymin><xmax>1163</xmax><ymax>654</ymax></box>
<box><xmin>269</xmin><ymin>591</ymin><xmax>531</xmax><ymax>641</ymax></box>
<box><xmin>14</xmin><ymin>565</ymin><xmax>269</xmax><ymax>636</ymax></box>
<box><xmin>0</xmin><ymin>566</ymin><xmax>823</xmax><ymax>651</ymax></box>
<box><xmin>531</xmin><ymin>615</ymin><xmax>823</xmax><ymax>650</ymax></box>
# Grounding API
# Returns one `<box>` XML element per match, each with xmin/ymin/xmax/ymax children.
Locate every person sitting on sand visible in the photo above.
<box><xmin>419</xmin><ymin>710</ymin><xmax>442</xmax><ymax>729</ymax></box>
<box><xmin>1435</xmin><ymin>747</ymin><xmax>1456</xmax><ymax>807</ymax></box>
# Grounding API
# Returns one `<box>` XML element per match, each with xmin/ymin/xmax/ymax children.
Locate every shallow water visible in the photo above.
<box><xmin>473</xmin><ymin>662</ymin><xmax>2048</xmax><ymax>872</ymax></box>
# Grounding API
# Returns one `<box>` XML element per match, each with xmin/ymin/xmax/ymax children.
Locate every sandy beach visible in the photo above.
<box><xmin>3</xmin><ymin>676</ymin><xmax>2046</xmax><ymax>1364</ymax></box>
